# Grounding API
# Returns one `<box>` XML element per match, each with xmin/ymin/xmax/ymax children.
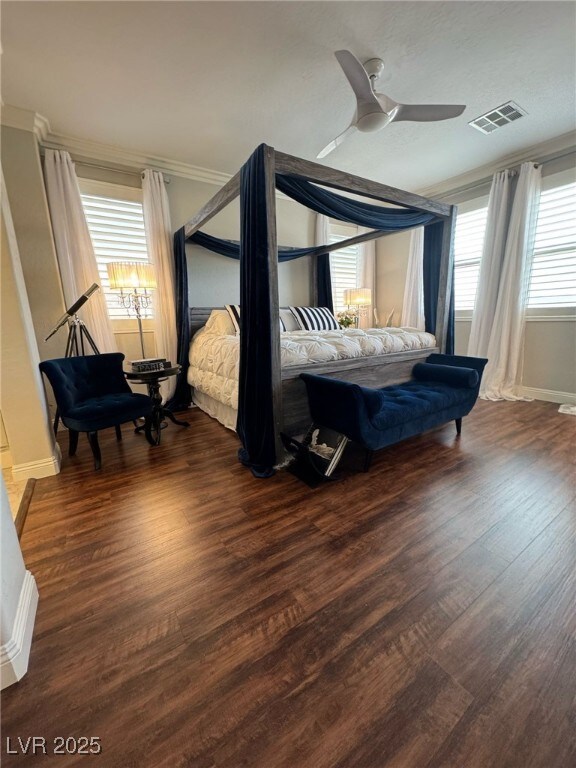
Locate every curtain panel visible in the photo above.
<box><xmin>170</xmin><ymin>228</ymin><xmax>191</xmax><ymax>410</ymax></box>
<box><xmin>358</xmin><ymin>227</ymin><xmax>376</xmax><ymax>330</ymax></box>
<box><xmin>236</xmin><ymin>145</ymin><xmax>278</xmax><ymax>477</ymax></box>
<box><xmin>43</xmin><ymin>149</ymin><xmax>116</xmax><ymax>353</ymax></box>
<box><xmin>479</xmin><ymin>163</ymin><xmax>542</xmax><ymax>399</ymax></box>
<box><xmin>401</xmin><ymin>227</ymin><xmax>425</xmax><ymax>330</ymax></box>
<box><xmin>315</xmin><ymin>214</ymin><xmax>333</xmax><ymax>311</ymax></box>
<box><xmin>468</xmin><ymin>171</ymin><xmax>512</xmax><ymax>357</ymax></box>
<box><xmin>142</xmin><ymin>170</ymin><xmax>178</xmax><ymax>403</ymax></box>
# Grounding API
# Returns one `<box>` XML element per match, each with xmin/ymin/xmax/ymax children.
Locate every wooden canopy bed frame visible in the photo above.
<box><xmin>180</xmin><ymin>144</ymin><xmax>456</xmax><ymax>473</ymax></box>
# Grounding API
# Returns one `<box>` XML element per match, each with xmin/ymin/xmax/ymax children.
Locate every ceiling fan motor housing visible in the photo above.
<box><xmin>356</xmin><ymin>111</ymin><xmax>391</xmax><ymax>132</ymax></box>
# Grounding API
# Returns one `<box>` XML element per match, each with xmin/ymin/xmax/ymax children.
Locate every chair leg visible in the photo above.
<box><xmin>115</xmin><ymin>424</ymin><xmax>122</xmax><ymax>441</ymax></box>
<box><xmin>455</xmin><ymin>418</ymin><xmax>462</xmax><ymax>435</ymax></box>
<box><xmin>363</xmin><ymin>449</ymin><xmax>374</xmax><ymax>472</ymax></box>
<box><xmin>87</xmin><ymin>431</ymin><xmax>102</xmax><ymax>470</ymax></box>
<box><xmin>68</xmin><ymin>429</ymin><xmax>79</xmax><ymax>456</ymax></box>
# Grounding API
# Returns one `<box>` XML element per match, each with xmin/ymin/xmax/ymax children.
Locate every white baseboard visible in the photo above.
<box><xmin>0</xmin><ymin>571</ymin><xmax>39</xmax><ymax>690</ymax></box>
<box><xmin>11</xmin><ymin>452</ymin><xmax>61</xmax><ymax>482</ymax></box>
<box><xmin>521</xmin><ymin>387</ymin><xmax>576</xmax><ymax>405</ymax></box>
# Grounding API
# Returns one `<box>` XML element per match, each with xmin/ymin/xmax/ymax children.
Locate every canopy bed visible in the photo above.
<box><xmin>171</xmin><ymin>144</ymin><xmax>456</xmax><ymax>477</ymax></box>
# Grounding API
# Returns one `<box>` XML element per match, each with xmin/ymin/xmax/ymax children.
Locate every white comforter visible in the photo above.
<box><xmin>188</xmin><ymin>326</ymin><xmax>436</xmax><ymax>410</ymax></box>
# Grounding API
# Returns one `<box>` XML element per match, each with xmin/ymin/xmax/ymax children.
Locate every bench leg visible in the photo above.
<box><xmin>115</xmin><ymin>424</ymin><xmax>122</xmax><ymax>441</ymax></box>
<box><xmin>455</xmin><ymin>418</ymin><xmax>462</xmax><ymax>435</ymax></box>
<box><xmin>363</xmin><ymin>449</ymin><xmax>374</xmax><ymax>472</ymax></box>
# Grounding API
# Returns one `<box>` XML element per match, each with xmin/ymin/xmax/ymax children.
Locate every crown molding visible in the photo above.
<box><xmin>0</xmin><ymin>104</ymin><xmax>232</xmax><ymax>186</ymax></box>
<box><xmin>418</xmin><ymin>131</ymin><xmax>576</xmax><ymax>201</ymax></box>
<box><xmin>41</xmin><ymin>130</ymin><xmax>232</xmax><ymax>187</ymax></box>
<box><xmin>33</xmin><ymin>113</ymin><xmax>51</xmax><ymax>142</ymax></box>
<box><xmin>1</xmin><ymin>105</ymin><xmax>40</xmax><ymax>135</ymax></box>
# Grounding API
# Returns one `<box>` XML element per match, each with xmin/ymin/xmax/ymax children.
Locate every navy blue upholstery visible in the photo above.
<box><xmin>300</xmin><ymin>354</ymin><xmax>487</xmax><ymax>454</ymax></box>
<box><xmin>40</xmin><ymin>353</ymin><xmax>152</xmax><ymax>469</ymax></box>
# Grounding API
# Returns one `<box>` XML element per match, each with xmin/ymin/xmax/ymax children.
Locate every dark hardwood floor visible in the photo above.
<box><xmin>2</xmin><ymin>399</ymin><xmax>575</xmax><ymax>767</ymax></box>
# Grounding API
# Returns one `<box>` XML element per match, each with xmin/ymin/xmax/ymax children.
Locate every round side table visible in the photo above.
<box><xmin>125</xmin><ymin>366</ymin><xmax>189</xmax><ymax>445</ymax></box>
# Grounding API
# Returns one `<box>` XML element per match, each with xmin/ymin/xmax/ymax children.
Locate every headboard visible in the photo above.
<box><xmin>190</xmin><ymin>307</ymin><xmax>222</xmax><ymax>337</ymax></box>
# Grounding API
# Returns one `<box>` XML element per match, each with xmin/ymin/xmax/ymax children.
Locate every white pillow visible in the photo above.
<box><xmin>204</xmin><ymin>309</ymin><xmax>236</xmax><ymax>335</ymax></box>
<box><xmin>289</xmin><ymin>306</ymin><xmax>339</xmax><ymax>331</ymax></box>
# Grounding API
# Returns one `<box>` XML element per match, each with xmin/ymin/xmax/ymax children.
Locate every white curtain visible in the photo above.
<box><xmin>468</xmin><ymin>171</ymin><xmax>511</xmax><ymax>355</ymax></box>
<box><xmin>315</xmin><ymin>213</ymin><xmax>330</xmax><ymax>249</ymax></box>
<box><xmin>473</xmin><ymin>162</ymin><xmax>542</xmax><ymax>399</ymax></box>
<box><xmin>401</xmin><ymin>227</ymin><xmax>425</xmax><ymax>329</ymax></box>
<box><xmin>142</xmin><ymin>170</ymin><xmax>178</xmax><ymax>403</ymax></box>
<box><xmin>43</xmin><ymin>149</ymin><xmax>116</xmax><ymax>352</ymax></box>
<box><xmin>358</xmin><ymin>227</ymin><xmax>376</xmax><ymax>329</ymax></box>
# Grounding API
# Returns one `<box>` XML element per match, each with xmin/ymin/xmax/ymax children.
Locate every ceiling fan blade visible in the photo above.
<box><xmin>393</xmin><ymin>103</ymin><xmax>466</xmax><ymax>123</ymax></box>
<box><xmin>334</xmin><ymin>50</ymin><xmax>381</xmax><ymax>107</ymax></box>
<box><xmin>317</xmin><ymin>125</ymin><xmax>357</xmax><ymax>159</ymax></box>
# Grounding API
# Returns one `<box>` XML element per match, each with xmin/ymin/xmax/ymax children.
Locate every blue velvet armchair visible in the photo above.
<box><xmin>39</xmin><ymin>353</ymin><xmax>153</xmax><ymax>470</ymax></box>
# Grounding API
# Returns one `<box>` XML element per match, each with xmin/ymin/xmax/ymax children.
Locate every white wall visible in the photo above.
<box><xmin>0</xmin><ymin>166</ymin><xmax>61</xmax><ymax>480</ymax></box>
<box><xmin>1</xmin><ymin>125</ymin><xmax>66</xmax><ymax>361</ymax></box>
<box><xmin>375</xmin><ymin>231</ymin><xmax>411</xmax><ymax>327</ymax></box>
<box><xmin>167</xmin><ymin>176</ymin><xmax>314</xmax><ymax>308</ymax></box>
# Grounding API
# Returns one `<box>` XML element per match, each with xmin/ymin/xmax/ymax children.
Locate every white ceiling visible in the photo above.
<box><xmin>2</xmin><ymin>1</ymin><xmax>575</xmax><ymax>192</ymax></box>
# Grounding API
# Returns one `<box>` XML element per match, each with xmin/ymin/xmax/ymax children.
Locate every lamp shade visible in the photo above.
<box><xmin>343</xmin><ymin>287</ymin><xmax>372</xmax><ymax>306</ymax></box>
<box><xmin>107</xmin><ymin>261</ymin><xmax>156</xmax><ymax>290</ymax></box>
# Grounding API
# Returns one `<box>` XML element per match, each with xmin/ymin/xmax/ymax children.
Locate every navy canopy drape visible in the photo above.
<box><xmin>236</xmin><ymin>146</ymin><xmax>278</xmax><ymax>477</ymax></box>
<box><xmin>174</xmin><ymin>144</ymin><xmax>454</xmax><ymax>475</ymax></box>
<box><xmin>275</xmin><ymin>174</ymin><xmax>438</xmax><ymax>230</ymax></box>
<box><xmin>423</xmin><ymin>222</ymin><xmax>454</xmax><ymax>355</ymax></box>
<box><xmin>190</xmin><ymin>230</ymin><xmax>317</xmax><ymax>262</ymax></box>
<box><xmin>168</xmin><ymin>227</ymin><xmax>192</xmax><ymax>410</ymax></box>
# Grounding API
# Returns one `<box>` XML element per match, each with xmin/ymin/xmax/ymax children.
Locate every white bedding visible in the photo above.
<box><xmin>188</xmin><ymin>321</ymin><xmax>436</xmax><ymax>418</ymax></box>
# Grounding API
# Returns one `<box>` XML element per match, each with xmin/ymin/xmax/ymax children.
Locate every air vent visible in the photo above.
<box><xmin>469</xmin><ymin>101</ymin><xmax>527</xmax><ymax>134</ymax></box>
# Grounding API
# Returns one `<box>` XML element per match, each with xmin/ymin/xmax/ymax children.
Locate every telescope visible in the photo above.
<box><xmin>45</xmin><ymin>283</ymin><xmax>100</xmax><ymax>342</ymax></box>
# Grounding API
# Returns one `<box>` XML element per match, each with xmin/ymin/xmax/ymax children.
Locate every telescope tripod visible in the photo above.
<box><xmin>64</xmin><ymin>315</ymin><xmax>100</xmax><ymax>357</ymax></box>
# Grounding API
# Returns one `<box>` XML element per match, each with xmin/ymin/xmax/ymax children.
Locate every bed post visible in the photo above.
<box><xmin>435</xmin><ymin>206</ymin><xmax>457</xmax><ymax>353</ymax></box>
<box><xmin>263</xmin><ymin>146</ymin><xmax>284</xmax><ymax>463</ymax></box>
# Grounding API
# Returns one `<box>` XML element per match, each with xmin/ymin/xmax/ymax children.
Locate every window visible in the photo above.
<box><xmin>79</xmin><ymin>181</ymin><xmax>151</xmax><ymax>319</ymax></box>
<box><xmin>453</xmin><ymin>178</ymin><xmax>576</xmax><ymax>314</ymax></box>
<box><xmin>527</xmin><ymin>181</ymin><xmax>576</xmax><ymax>308</ymax></box>
<box><xmin>329</xmin><ymin>222</ymin><xmax>361</xmax><ymax>313</ymax></box>
<box><xmin>453</xmin><ymin>206</ymin><xmax>488</xmax><ymax>312</ymax></box>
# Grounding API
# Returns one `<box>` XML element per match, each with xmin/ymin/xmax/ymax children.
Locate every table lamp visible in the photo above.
<box><xmin>343</xmin><ymin>287</ymin><xmax>372</xmax><ymax>327</ymax></box>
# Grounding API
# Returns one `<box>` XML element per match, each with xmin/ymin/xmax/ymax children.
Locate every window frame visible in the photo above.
<box><xmin>452</xmin><ymin>171</ymin><xmax>576</xmax><ymax>322</ymax></box>
<box><xmin>453</xmin><ymin>195</ymin><xmax>489</xmax><ymax>320</ymax></box>
<box><xmin>328</xmin><ymin>221</ymin><xmax>361</xmax><ymax>314</ymax></box>
<box><xmin>526</xmin><ymin>173</ymin><xmax>576</xmax><ymax>317</ymax></box>
<box><xmin>78</xmin><ymin>179</ymin><xmax>153</xmax><ymax>322</ymax></box>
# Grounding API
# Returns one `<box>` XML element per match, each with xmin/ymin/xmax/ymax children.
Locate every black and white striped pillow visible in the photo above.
<box><xmin>225</xmin><ymin>304</ymin><xmax>287</xmax><ymax>335</ymax></box>
<box><xmin>225</xmin><ymin>304</ymin><xmax>241</xmax><ymax>334</ymax></box>
<box><xmin>289</xmin><ymin>306</ymin><xmax>339</xmax><ymax>332</ymax></box>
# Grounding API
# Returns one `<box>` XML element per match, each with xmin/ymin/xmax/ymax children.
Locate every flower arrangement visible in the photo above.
<box><xmin>336</xmin><ymin>309</ymin><xmax>358</xmax><ymax>328</ymax></box>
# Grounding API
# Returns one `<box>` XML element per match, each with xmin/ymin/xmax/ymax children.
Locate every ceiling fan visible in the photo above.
<box><xmin>317</xmin><ymin>50</ymin><xmax>466</xmax><ymax>159</ymax></box>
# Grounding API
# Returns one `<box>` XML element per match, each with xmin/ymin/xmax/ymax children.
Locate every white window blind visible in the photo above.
<box><xmin>80</xmin><ymin>191</ymin><xmax>151</xmax><ymax>319</ymax></box>
<box><xmin>329</xmin><ymin>223</ymin><xmax>360</xmax><ymax>313</ymax></box>
<box><xmin>453</xmin><ymin>207</ymin><xmax>488</xmax><ymax>311</ymax></box>
<box><xmin>528</xmin><ymin>181</ymin><xmax>576</xmax><ymax>308</ymax></box>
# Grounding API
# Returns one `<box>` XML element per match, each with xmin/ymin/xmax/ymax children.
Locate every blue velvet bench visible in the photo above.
<box><xmin>299</xmin><ymin>354</ymin><xmax>488</xmax><ymax>474</ymax></box>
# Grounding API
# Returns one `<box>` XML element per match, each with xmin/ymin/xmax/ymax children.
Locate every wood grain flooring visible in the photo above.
<box><xmin>2</xmin><ymin>400</ymin><xmax>575</xmax><ymax>767</ymax></box>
